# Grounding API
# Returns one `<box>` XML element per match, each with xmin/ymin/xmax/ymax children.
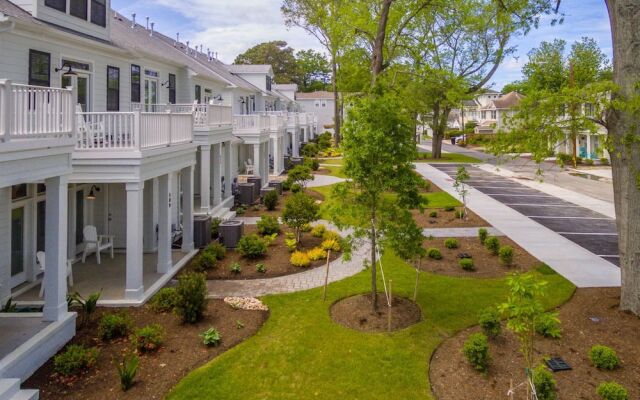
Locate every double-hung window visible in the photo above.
<box><xmin>168</xmin><ymin>74</ymin><xmax>176</xmax><ymax>104</ymax></box>
<box><xmin>131</xmin><ymin>65</ymin><xmax>141</xmax><ymax>103</ymax></box>
<box><xmin>91</xmin><ymin>0</ymin><xmax>106</xmax><ymax>27</ymax></box>
<box><xmin>29</xmin><ymin>50</ymin><xmax>51</xmax><ymax>87</ymax></box>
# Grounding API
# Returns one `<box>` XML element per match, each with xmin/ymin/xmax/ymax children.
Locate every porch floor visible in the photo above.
<box><xmin>14</xmin><ymin>251</ymin><xmax>186</xmax><ymax>303</ymax></box>
<box><xmin>0</xmin><ymin>316</ymin><xmax>50</xmax><ymax>361</ymax></box>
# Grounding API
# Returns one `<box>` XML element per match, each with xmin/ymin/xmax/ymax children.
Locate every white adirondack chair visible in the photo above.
<box><xmin>37</xmin><ymin>251</ymin><xmax>74</xmax><ymax>298</ymax></box>
<box><xmin>245</xmin><ymin>158</ymin><xmax>255</xmax><ymax>175</ymax></box>
<box><xmin>191</xmin><ymin>100</ymin><xmax>206</xmax><ymax>125</ymax></box>
<box><xmin>81</xmin><ymin>225</ymin><xmax>114</xmax><ymax>264</ymax></box>
<box><xmin>76</xmin><ymin>104</ymin><xmax>104</xmax><ymax>147</ymax></box>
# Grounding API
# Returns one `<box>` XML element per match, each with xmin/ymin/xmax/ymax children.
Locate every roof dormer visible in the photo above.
<box><xmin>14</xmin><ymin>0</ymin><xmax>111</xmax><ymax>41</ymax></box>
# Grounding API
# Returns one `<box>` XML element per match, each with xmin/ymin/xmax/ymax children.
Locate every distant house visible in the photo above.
<box><xmin>296</xmin><ymin>91</ymin><xmax>335</xmax><ymax>133</ymax></box>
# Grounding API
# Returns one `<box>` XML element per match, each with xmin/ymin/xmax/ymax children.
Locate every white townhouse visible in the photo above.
<box><xmin>0</xmin><ymin>0</ymin><xmax>313</xmax><ymax>395</ymax></box>
<box><xmin>296</xmin><ymin>90</ymin><xmax>334</xmax><ymax>134</ymax></box>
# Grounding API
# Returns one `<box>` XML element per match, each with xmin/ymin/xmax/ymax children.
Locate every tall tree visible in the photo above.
<box><xmin>282</xmin><ymin>0</ymin><xmax>349</xmax><ymax>143</ymax></box>
<box><xmin>296</xmin><ymin>49</ymin><xmax>331</xmax><ymax>92</ymax></box>
<box><xmin>234</xmin><ymin>41</ymin><xmax>300</xmax><ymax>84</ymax></box>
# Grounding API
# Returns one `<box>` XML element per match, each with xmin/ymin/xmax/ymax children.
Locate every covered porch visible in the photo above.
<box><xmin>232</xmin><ymin>115</ymin><xmax>271</xmax><ymax>187</ymax></box>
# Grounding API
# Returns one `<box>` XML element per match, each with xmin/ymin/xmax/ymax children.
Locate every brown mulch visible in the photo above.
<box><xmin>330</xmin><ymin>294</ymin><xmax>422</xmax><ymax>332</ymax></box>
<box><xmin>194</xmin><ymin>225</ymin><xmax>340</xmax><ymax>280</ymax></box>
<box><xmin>25</xmin><ymin>301</ymin><xmax>268</xmax><ymax>400</ymax></box>
<box><xmin>430</xmin><ymin>288</ymin><xmax>640</xmax><ymax>400</ymax></box>
<box><xmin>413</xmin><ymin>208</ymin><xmax>489</xmax><ymax>228</ymax></box>
<box><xmin>419</xmin><ymin>237</ymin><xmax>540</xmax><ymax>278</ymax></box>
<box><xmin>236</xmin><ymin>188</ymin><xmax>325</xmax><ymax>217</ymax></box>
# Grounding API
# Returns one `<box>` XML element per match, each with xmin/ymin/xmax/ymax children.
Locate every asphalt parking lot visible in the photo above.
<box><xmin>432</xmin><ymin>164</ymin><xmax>620</xmax><ymax>266</ymax></box>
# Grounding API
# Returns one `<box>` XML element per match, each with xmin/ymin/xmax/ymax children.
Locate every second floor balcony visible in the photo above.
<box><xmin>132</xmin><ymin>103</ymin><xmax>232</xmax><ymax>129</ymax></box>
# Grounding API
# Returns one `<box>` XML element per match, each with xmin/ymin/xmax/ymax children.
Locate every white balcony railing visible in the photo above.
<box><xmin>0</xmin><ymin>80</ymin><xmax>74</xmax><ymax>142</ymax></box>
<box><xmin>232</xmin><ymin>114</ymin><xmax>269</xmax><ymax>134</ymax></box>
<box><xmin>298</xmin><ymin>113</ymin><xmax>308</xmax><ymax>125</ymax></box>
<box><xmin>267</xmin><ymin>114</ymin><xmax>285</xmax><ymax>131</ymax></box>
<box><xmin>131</xmin><ymin>103</ymin><xmax>232</xmax><ymax>128</ymax></box>
<box><xmin>75</xmin><ymin>111</ymin><xmax>193</xmax><ymax>151</ymax></box>
<box><xmin>286</xmin><ymin>113</ymin><xmax>299</xmax><ymax>127</ymax></box>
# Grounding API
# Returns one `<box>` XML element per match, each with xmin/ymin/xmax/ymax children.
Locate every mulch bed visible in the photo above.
<box><xmin>236</xmin><ymin>188</ymin><xmax>325</xmax><ymax>218</ymax></box>
<box><xmin>330</xmin><ymin>294</ymin><xmax>422</xmax><ymax>332</ymax></box>
<box><xmin>413</xmin><ymin>208</ymin><xmax>489</xmax><ymax>228</ymax></box>
<box><xmin>195</xmin><ymin>225</ymin><xmax>341</xmax><ymax>280</ymax></box>
<box><xmin>25</xmin><ymin>301</ymin><xmax>268</xmax><ymax>400</ymax></box>
<box><xmin>418</xmin><ymin>237</ymin><xmax>540</xmax><ymax>278</ymax></box>
<box><xmin>430</xmin><ymin>288</ymin><xmax>640</xmax><ymax>400</ymax></box>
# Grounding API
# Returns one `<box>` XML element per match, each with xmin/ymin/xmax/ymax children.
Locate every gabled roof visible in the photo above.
<box><xmin>228</xmin><ymin>64</ymin><xmax>273</xmax><ymax>75</ymax></box>
<box><xmin>491</xmin><ymin>91</ymin><xmax>523</xmax><ymax>109</ymax></box>
<box><xmin>296</xmin><ymin>91</ymin><xmax>334</xmax><ymax>100</ymax></box>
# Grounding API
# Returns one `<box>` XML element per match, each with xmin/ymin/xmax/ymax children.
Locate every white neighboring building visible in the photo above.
<box><xmin>296</xmin><ymin>91</ymin><xmax>334</xmax><ymax>134</ymax></box>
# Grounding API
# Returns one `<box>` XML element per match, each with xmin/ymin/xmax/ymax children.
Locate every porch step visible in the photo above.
<box><xmin>0</xmin><ymin>380</ymin><xmax>36</xmax><ymax>400</ymax></box>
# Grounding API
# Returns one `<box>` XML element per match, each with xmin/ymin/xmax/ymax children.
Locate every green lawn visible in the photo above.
<box><xmin>416</xmin><ymin>151</ymin><xmax>482</xmax><ymax>163</ymax></box>
<box><xmin>169</xmin><ymin>254</ymin><xmax>575</xmax><ymax>399</ymax></box>
<box><xmin>318</xmin><ymin>158</ymin><xmax>344</xmax><ymax>165</ymax></box>
<box><xmin>321</xmin><ymin>164</ymin><xmax>347</xmax><ymax>178</ymax></box>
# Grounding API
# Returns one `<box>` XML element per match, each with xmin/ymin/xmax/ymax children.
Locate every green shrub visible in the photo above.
<box><xmin>304</xmin><ymin>157</ymin><xmax>320</xmax><ymax>171</ymax></box>
<box><xmin>291</xmin><ymin>183</ymin><xmax>302</xmax><ymax>193</ymax></box>
<box><xmin>444</xmin><ymin>238</ymin><xmax>459</xmax><ymax>249</ymax></box>
<box><xmin>485</xmin><ymin>236</ymin><xmax>500</xmax><ymax>255</ymax></box>
<box><xmin>194</xmin><ymin>252</ymin><xmax>217</xmax><ymax>272</ymax></box>
<box><xmin>427</xmin><ymin>248</ymin><xmax>442</xmax><ymax>260</ymax></box>
<box><xmin>535</xmin><ymin>312</ymin><xmax>562</xmax><ymax>338</ymax></box>
<box><xmin>454</xmin><ymin>210</ymin><xmax>465</xmax><ymax>219</ymax></box>
<box><xmin>256</xmin><ymin>263</ymin><xmax>267</xmax><ymax>273</ymax></box>
<box><xmin>462</xmin><ymin>333</ymin><xmax>490</xmax><ymax>373</ymax></box>
<box><xmin>478</xmin><ymin>228</ymin><xmax>488</xmax><ymax>244</ymax></box>
<box><xmin>282</xmin><ymin>179</ymin><xmax>291</xmax><ymax>191</ymax></box>
<box><xmin>585</xmin><ymin>158</ymin><xmax>594</xmax><ymax>166</ymax></box>
<box><xmin>98</xmin><ymin>312</ymin><xmax>133</xmax><ymax>341</ymax></box>
<box><xmin>132</xmin><ymin>324</ymin><xmax>165</xmax><ymax>353</ymax></box>
<box><xmin>590</xmin><ymin>345</ymin><xmax>620</xmax><ymax>370</ymax></box>
<box><xmin>116</xmin><ymin>353</ymin><xmax>139</xmax><ymax>392</ymax></box>
<box><xmin>533</xmin><ymin>364</ymin><xmax>557</xmax><ymax>400</ymax></box>
<box><xmin>263</xmin><ymin>190</ymin><xmax>278</xmax><ymax>211</ymax></box>
<box><xmin>174</xmin><ymin>272</ymin><xmax>207</xmax><ymax>324</ymax></box>
<box><xmin>211</xmin><ymin>217</ymin><xmax>221</xmax><ymax>239</ymax></box>
<box><xmin>478</xmin><ymin>307</ymin><xmax>501</xmax><ymax>338</ymax></box>
<box><xmin>235</xmin><ymin>206</ymin><xmax>246</xmax><ymax>215</ymax></box>
<box><xmin>237</xmin><ymin>234</ymin><xmax>268</xmax><ymax>259</ymax></box>
<box><xmin>498</xmin><ymin>245</ymin><xmax>514</xmax><ymax>266</ymax></box>
<box><xmin>200</xmin><ymin>327</ymin><xmax>221</xmax><ymax>347</ymax></box>
<box><xmin>256</xmin><ymin>216</ymin><xmax>281</xmax><ymax>236</ymax></box>
<box><xmin>149</xmin><ymin>288</ymin><xmax>178</xmax><ymax>313</ymax></box>
<box><xmin>230</xmin><ymin>262</ymin><xmax>242</xmax><ymax>274</ymax></box>
<box><xmin>290</xmin><ymin>251</ymin><xmax>311</xmax><ymax>267</ymax></box>
<box><xmin>596</xmin><ymin>382</ymin><xmax>628</xmax><ymax>400</ymax></box>
<box><xmin>311</xmin><ymin>224</ymin><xmax>326</xmax><ymax>238</ymax></box>
<box><xmin>429</xmin><ymin>211</ymin><xmax>438</xmax><ymax>218</ymax></box>
<box><xmin>302</xmin><ymin>143</ymin><xmax>319</xmax><ymax>157</ymax></box>
<box><xmin>54</xmin><ymin>344</ymin><xmax>99</xmax><ymax>376</ymax></box>
<box><xmin>204</xmin><ymin>241</ymin><xmax>226</xmax><ymax>260</ymax></box>
<box><xmin>459</xmin><ymin>258</ymin><xmax>475</xmax><ymax>271</ymax></box>
<box><xmin>600</xmin><ymin>157</ymin><xmax>610</xmax><ymax>166</ymax></box>
<box><xmin>444</xmin><ymin>205</ymin><xmax>456</xmax><ymax>212</ymax></box>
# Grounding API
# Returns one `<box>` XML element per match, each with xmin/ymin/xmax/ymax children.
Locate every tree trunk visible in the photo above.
<box><xmin>332</xmin><ymin>53</ymin><xmax>341</xmax><ymax>144</ymax></box>
<box><xmin>371</xmin><ymin>0</ymin><xmax>394</xmax><ymax>84</ymax></box>
<box><xmin>370</xmin><ymin>214</ymin><xmax>378</xmax><ymax>311</ymax></box>
<box><xmin>606</xmin><ymin>0</ymin><xmax>640</xmax><ymax>316</ymax></box>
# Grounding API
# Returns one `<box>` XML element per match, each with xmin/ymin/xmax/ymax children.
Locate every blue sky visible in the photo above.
<box><xmin>111</xmin><ymin>0</ymin><xmax>612</xmax><ymax>90</ymax></box>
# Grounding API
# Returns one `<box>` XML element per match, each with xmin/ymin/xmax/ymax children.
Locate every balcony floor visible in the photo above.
<box><xmin>0</xmin><ymin>316</ymin><xmax>50</xmax><ymax>361</ymax></box>
<box><xmin>14</xmin><ymin>250</ymin><xmax>187</xmax><ymax>304</ymax></box>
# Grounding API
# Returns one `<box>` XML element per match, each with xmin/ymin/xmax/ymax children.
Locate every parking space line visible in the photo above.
<box><xmin>529</xmin><ymin>216</ymin><xmax>611</xmax><ymax>220</ymax></box>
<box><xmin>558</xmin><ymin>232</ymin><xmax>618</xmax><ymax>236</ymax></box>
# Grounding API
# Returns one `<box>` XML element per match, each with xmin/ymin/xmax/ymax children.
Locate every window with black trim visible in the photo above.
<box><xmin>266</xmin><ymin>76</ymin><xmax>272</xmax><ymax>91</ymax></box>
<box><xmin>168</xmin><ymin>74</ymin><xmax>176</xmax><ymax>104</ymax></box>
<box><xmin>29</xmin><ymin>50</ymin><xmax>51</xmax><ymax>87</ymax></box>
<box><xmin>91</xmin><ymin>0</ymin><xmax>106</xmax><ymax>27</ymax></box>
<box><xmin>70</xmin><ymin>0</ymin><xmax>88</xmax><ymax>19</ymax></box>
<box><xmin>131</xmin><ymin>64</ymin><xmax>141</xmax><ymax>103</ymax></box>
<box><xmin>44</xmin><ymin>0</ymin><xmax>66</xmax><ymax>12</ymax></box>
<box><xmin>107</xmin><ymin>66</ymin><xmax>120</xmax><ymax>111</ymax></box>
<box><xmin>195</xmin><ymin>85</ymin><xmax>201</xmax><ymax>103</ymax></box>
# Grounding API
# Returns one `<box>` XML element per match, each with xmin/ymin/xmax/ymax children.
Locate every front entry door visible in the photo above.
<box><xmin>107</xmin><ymin>184</ymin><xmax>127</xmax><ymax>248</ymax></box>
<box><xmin>144</xmin><ymin>78</ymin><xmax>158</xmax><ymax>110</ymax></box>
<box><xmin>62</xmin><ymin>75</ymin><xmax>90</xmax><ymax>111</ymax></box>
<box><xmin>10</xmin><ymin>207</ymin><xmax>26</xmax><ymax>287</ymax></box>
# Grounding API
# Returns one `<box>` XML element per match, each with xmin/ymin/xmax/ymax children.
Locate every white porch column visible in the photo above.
<box><xmin>125</xmin><ymin>181</ymin><xmax>144</xmax><ymax>301</ymax></box>
<box><xmin>181</xmin><ymin>166</ymin><xmax>195</xmax><ymax>252</ymax></box>
<box><xmin>586</xmin><ymin>134</ymin><xmax>592</xmax><ymax>158</ymax></box>
<box><xmin>263</xmin><ymin>141</ymin><xmax>269</xmax><ymax>181</ymax></box>
<box><xmin>292</xmin><ymin>130</ymin><xmax>300</xmax><ymax>157</ymax></box>
<box><xmin>157</xmin><ymin>175</ymin><xmax>172</xmax><ymax>273</ymax></box>
<box><xmin>212</xmin><ymin>143</ymin><xmax>222</xmax><ymax>206</ymax></box>
<box><xmin>43</xmin><ymin>175</ymin><xmax>69</xmax><ymax>322</ymax></box>
<box><xmin>0</xmin><ymin>187</ymin><xmax>11</xmax><ymax>303</ymax></box>
<box><xmin>199</xmin><ymin>145</ymin><xmax>211</xmax><ymax>213</ymax></box>
<box><xmin>66</xmin><ymin>184</ymin><xmax>76</xmax><ymax>259</ymax></box>
<box><xmin>253</xmin><ymin>143</ymin><xmax>262</xmax><ymax>180</ymax></box>
<box><xmin>272</xmin><ymin>138</ymin><xmax>279</xmax><ymax>175</ymax></box>
<box><xmin>224</xmin><ymin>141</ymin><xmax>232</xmax><ymax>199</ymax></box>
<box><xmin>143</xmin><ymin>179</ymin><xmax>158</xmax><ymax>252</ymax></box>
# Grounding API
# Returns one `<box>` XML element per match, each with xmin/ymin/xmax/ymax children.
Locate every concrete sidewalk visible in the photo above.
<box><xmin>415</xmin><ymin>163</ymin><xmax>621</xmax><ymax>288</ymax></box>
<box><xmin>422</xmin><ymin>227</ymin><xmax>502</xmax><ymax>238</ymax></box>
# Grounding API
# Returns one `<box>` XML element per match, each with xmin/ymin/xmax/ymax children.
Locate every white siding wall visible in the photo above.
<box><xmin>299</xmin><ymin>98</ymin><xmax>334</xmax><ymax>131</ymax></box>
